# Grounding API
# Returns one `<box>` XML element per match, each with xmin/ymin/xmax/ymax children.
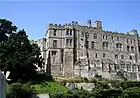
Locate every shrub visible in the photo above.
<box><xmin>122</xmin><ymin>87</ymin><xmax>140</xmax><ymax>98</ymax></box>
<box><xmin>121</xmin><ymin>81</ymin><xmax>140</xmax><ymax>90</ymax></box>
<box><xmin>6</xmin><ymin>83</ymin><xmax>34</xmax><ymax>98</ymax></box>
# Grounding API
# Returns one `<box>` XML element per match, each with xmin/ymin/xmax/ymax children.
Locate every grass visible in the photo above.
<box><xmin>30</xmin><ymin>81</ymin><xmax>69</xmax><ymax>94</ymax></box>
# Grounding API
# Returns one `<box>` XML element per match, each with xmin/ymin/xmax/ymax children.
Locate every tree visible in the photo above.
<box><xmin>0</xmin><ymin>19</ymin><xmax>17</xmax><ymax>41</ymax></box>
<box><xmin>0</xmin><ymin>19</ymin><xmax>44</xmax><ymax>81</ymax></box>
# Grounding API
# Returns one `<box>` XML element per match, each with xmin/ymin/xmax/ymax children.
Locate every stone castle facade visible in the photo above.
<box><xmin>33</xmin><ymin>20</ymin><xmax>140</xmax><ymax>81</ymax></box>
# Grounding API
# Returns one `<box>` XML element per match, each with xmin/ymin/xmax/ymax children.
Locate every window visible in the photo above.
<box><xmin>103</xmin><ymin>35</ymin><xmax>105</xmax><ymax>39</ymax></box>
<box><xmin>81</xmin><ymin>32</ymin><xmax>84</xmax><ymax>37</ymax></box>
<box><xmin>66</xmin><ymin>39</ymin><xmax>72</xmax><ymax>46</ymax></box>
<box><xmin>102</xmin><ymin>42</ymin><xmax>108</xmax><ymax>50</ymax></box>
<box><xmin>95</xmin><ymin>54</ymin><xmax>97</xmax><ymax>58</ymax></box>
<box><xmin>132</xmin><ymin>65</ymin><xmax>137</xmax><ymax>72</ymax></box>
<box><xmin>127</xmin><ymin>39</ymin><xmax>129</xmax><ymax>43</ymax></box>
<box><xmin>127</xmin><ymin>46</ymin><xmax>130</xmax><ymax>52</ymax></box>
<box><xmin>134</xmin><ymin>39</ymin><xmax>135</xmax><ymax>44</ymax></box>
<box><xmin>81</xmin><ymin>38</ymin><xmax>83</xmax><ymax>41</ymax></box>
<box><xmin>91</xmin><ymin>41</ymin><xmax>95</xmax><ymax>49</ymax></box>
<box><xmin>115</xmin><ymin>54</ymin><xmax>118</xmax><ymax>59</ymax></box>
<box><xmin>116</xmin><ymin>43</ymin><xmax>122</xmax><ymax>51</ymax></box>
<box><xmin>53</xmin><ymin>29</ymin><xmax>56</xmax><ymax>36</ymax></box>
<box><xmin>66</xmin><ymin>29</ymin><xmax>69</xmax><ymax>35</ymax></box>
<box><xmin>112</xmin><ymin>36</ymin><xmax>114</xmax><ymax>40</ymax></box>
<box><xmin>85</xmin><ymin>41</ymin><xmax>89</xmax><ymax>48</ymax></box>
<box><xmin>138</xmin><ymin>66</ymin><xmax>140</xmax><ymax>71</ymax></box>
<box><xmin>117</xmin><ymin>37</ymin><xmax>119</xmax><ymax>41</ymax></box>
<box><xmin>53</xmin><ymin>40</ymin><xmax>57</xmax><ymax>48</ymax></box>
<box><xmin>130</xmin><ymin>39</ymin><xmax>132</xmax><ymax>43</ymax></box>
<box><xmin>70</xmin><ymin>30</ymin><xmax>72</xmax><ymax>35</ymax></box>
<box><xmin>103</xmin><ymin>53</ymin><xmax>106</xmax><ymax>58</ymax></box>
<box><xmin>93</xmin><ymin>33</ymin><xmax>97</xmax><ymax>39</ymax></box>
<box><xmin>129</xmin><ymin>56</ymin><xmax>132</xmax><ymax>60</ymax></box>
<box><xmin>121</xmin><ymin>55</ymin><xmax>124</xmax><ymax>59</ymax></box>
<box><xmin>131</xmin><ymin>46</ymin><xmax>134</xmax><ymax>52</ymax></box>
<box><xmin>106</xmin><ymin>36</ymin><xmax>108</xmax><ymax>39</ymax></box>
<box><xmin>52</xmin><ymin>51</ymin><xmax>57</xmax><ymax>56</ymax></box>
<box><xmin>127</xmin><ymin>64</ymin><xmax>131</xmax><ymax>71</ymax></box>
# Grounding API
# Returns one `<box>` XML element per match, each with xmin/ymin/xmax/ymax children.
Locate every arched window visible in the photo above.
<box><xmin>102</xmin><ymin>41</ymin><xmax>109</xmax><ymax>50</ymax></box>
<box><xmin>116</xmin><ymin>43</ymin><xmax>123</xmax><ymax>51</ymax></box>
<box><xmin>93</xmin><ymin>33</ymin><xmax>97</xmax><ymax>39</ymax></box>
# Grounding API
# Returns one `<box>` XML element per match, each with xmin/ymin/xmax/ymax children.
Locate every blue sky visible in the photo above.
<box><xmin>0</xmin><ymin>1</ymin><xmax>140</xmax><ymax>40</ymax></box>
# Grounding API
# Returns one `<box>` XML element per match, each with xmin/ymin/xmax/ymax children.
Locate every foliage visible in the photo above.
<box><xmin>0</xmin><ymin>19</ymin><xmax>17</xmax><ymax>41</ymax></box>
<box><xmin>121</xmin><ymin>81</ymin><xmax>140</xmax><ymax>90</ymax></box>
<box><xmin>6</xmin><ymin>83</ymin><xmax>34</xmax><ymax>98</ymax></box>
<box><xmin>91</xmin><ymin>89</ymin><xmax>122</xmax><ymax>98</ymax></box>
<box><xmin>122</xmin><ymin>87</ymin><xmax>140</xmax><ymax>98</ymax></box>
<box><xmin>0</xmin><ymin>19</ymin><xmax>44</xmax><ymax>81</ymax></box>
<box><xmin>30</xmin><ymin>81</ymin><xmax>68</xmax><ymax>94</ymax></box>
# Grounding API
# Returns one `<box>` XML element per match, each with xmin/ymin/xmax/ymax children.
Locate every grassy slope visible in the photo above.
<box><xmin>31</xmin><ymin>81</ymin><xmax>68</xmax><ymax>94</ymax></box>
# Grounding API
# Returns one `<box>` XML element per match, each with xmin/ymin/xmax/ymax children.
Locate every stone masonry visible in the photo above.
<box><xmin>33</xmin><ymin>20</ymin><xmax>140</xmax><ymax>81</ymax></box>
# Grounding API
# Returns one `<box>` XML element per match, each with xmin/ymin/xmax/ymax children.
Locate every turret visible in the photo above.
<box><xmin>95</xmin><ymin>20</ymin><xmax>102</xmax><ymax>29</ymax></box>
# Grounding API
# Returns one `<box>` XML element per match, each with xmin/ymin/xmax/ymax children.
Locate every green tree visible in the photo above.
<box><xmin>0</xmin><ymin>19</ymin><xmax>44</xmax><ymax>81</ymax></box>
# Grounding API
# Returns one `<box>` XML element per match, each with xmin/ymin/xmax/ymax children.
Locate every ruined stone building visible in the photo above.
<box><xmin>34</xmin><ymin>20</ymin><xmax>140</xmax><ymax>81</ymax></box>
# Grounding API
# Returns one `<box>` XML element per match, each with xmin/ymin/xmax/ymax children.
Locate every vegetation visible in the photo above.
<box><xmin>0</xmin><ymin>19</ymin><xmax>44</xmax><ymax>81</ymax></box>
<box><xmin>1</xmin><ymin>19</ymin><xmax>140</xmax><ymax>98</ymax></box>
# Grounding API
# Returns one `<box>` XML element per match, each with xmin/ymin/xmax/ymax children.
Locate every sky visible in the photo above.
<box><xmin>0</xmin><ymin>0</ymin><xmax>140</xmax><ymax>40</ymax></box>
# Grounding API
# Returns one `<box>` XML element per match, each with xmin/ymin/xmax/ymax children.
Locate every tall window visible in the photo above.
<box><xmin>66</xmin><ymin>29</ymin><xmax>69</xmax><ymax>35</ymax></box>
<box><xmin>81</xmin><ymin>32</ymin><xmax>84</xmax><ymax>37</ymax></box>
<box><xmin>91</xmin><ymin>41</ymin><xmax>95</xmax><ymax>49</ymax></box>
<box><xmin>103</xmin><ymin>53</ymin><xmax>106</xmax><ymax>58</ymax></box>
<box><xmin>138</xmin><ymin>66</ymin><xmax>140</xmax><ymax>71</ymax></box>
<box><xmin>132</xmin><ymin>65</ymin><xmax>137</xmax><ymax>72</ymax></box>
<box><xmin>117</xmin><ymin>37</ymin><xmax>119</xmax><ymax>41</ymax></box>
<box><xmin>53</xmin><ymin>40</ymin><xmax>57</xmax><ymax>48</ymax></box>
<box><xmin>85</xmin><ymin>41</ymin><xmax>89</xmax><ymax>48</ymax></box>
<box><xmin>115</xmin><ymin>54</ymin><xmax>118</xmax><ymax>59</ymax></box>
<box><xmin>127</xmin><ymin>46</ymin><xmax>130</xmax><ymax>52</ymax></box>
<box><xmin>102</xmin><ymin>42</ymin><xmax>108</xmax><ymax>50</ymax></box>
<box><xmin>121</xmin><ymin>55</ymin><xmax>124</xmax><ymax>59</ymax></box>
<box><xmin>116</xmin><ymin>43</ymin><xmax>122</xmax><ymax>51</ymax></box>
<box><xmin>131</xmin><ymin>46</ymin><xmax>134</xmax><ymax>52</ymax></box>
<box><xmin>93</xmin><ymin>33</ymin><xmax>97</xmax><ymax>39</ymax></box>
<box><xmin>127</xmin><ymin>39</ymin><xmax>129</xmax><ymax>43</ymax></box>
<box><xmin>70</xmin><ymin>30</ymin><xmax>72</xmax><ymax>35</ymax></box>
<box><xmin>66</xmin><ymin>39</ymin><xmax>72</xmax><ymax>46</ymax></box>
<box><xmin>127</xmin><ymin>64</ymin><xmax>131</xmax><ymax>71</ymax></box>
<box><xmin>53</xmin><ymin>29</ymin><xmax>56</xmax><ymax>36</ymax></box>
<box><xmin>95</xmin><ymin>54</ymin><xmax>97</xmax><ymax>58</ymax></box>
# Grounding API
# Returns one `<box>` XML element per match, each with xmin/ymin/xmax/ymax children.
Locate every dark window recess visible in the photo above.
<box><xmin>91</xmin><ymin>41</ymin><xmax>95</xmax><ymax>49</ymax></box>
<box><xmin>85</xmin><ymin>41</ymin><xmax>89</xmax><ymax>48</ymax></box>
<box><xmin>121</xmin><ymin>55</ymin><xmax>124</xmax><ymax>59</ymax></box>
<box><xmin>93</xmin><ymin>33</ymin><xmax>97</xmax><ymax>39</ymax></box>
<box><xmin>52</xmin><ymin>51</ymin><xmax>57</xmax><ymax>56</ymax></box>
<box><xmin>70</xmin><ymin>30</ymin><xmax>72</xmax><ymax>35</ymax></box>
<box><xmin>53</xmin><ymin>29</ymin><xmax>56</xmax><ymax>36</ymax></box>
<box><xmin>103</xmin><ymin>53</ymin><xmax>106</xmax><ymax>58</ymax></box>
<box><xmin>61</xmin><ymin>49</ymin><xmax>64</xmax><ymax>63</ymax></box>
<box><xmin>53</xmin><ymin>40</ymin><xmax>57</xmax><ymax>48</ymax></box>
<box><xmin>130</xmin><ymin>56</ymin><xmax>132</xmax><ymax>60</ymax></box>
<box><xmin>66</xmin><ymin>29</ymin><xmax>69</xmax><ymax>35</ymax></box>
<box><xmin>127</xmin><ymin>46</ymin><xmax>130</xmax><ymax>52</ymax></box>
<box><xmin>115</xmin><ymin>54</ymin><xmax>118</xmax><ymax>59</ymax></box>
<box><xmin>95</xmin><ymin>54</ymin><xmax>97</xmax><ymax>58</ymax></box>
<box><xmin>131</xmin><ymin>46</ymin><xmax>134</xmax><ymax>52</ymax></box>
<box><xmin>117</xmin><ymin>37</ymin><xmax>119</xmax><ymax>41</ymax></box>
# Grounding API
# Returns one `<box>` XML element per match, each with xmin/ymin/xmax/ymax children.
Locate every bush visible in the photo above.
<box><xmin>91</xmin><ymin>89</ymin><xmax>122</xmax><ymax>98</ymax></box>
<box><xmin>121</xmin><ymin>81</ymin><xmax>140</xmax><ymax>90</ymax></box>
<box><xmin>6</xmin><ymin>83</ymin><xmax>34</xmax><ymax>98</ymax></box>
<box><xmin>122</xmin><ymin>87</ymin><xmax>140</xmax><ymax>98</ymax></box>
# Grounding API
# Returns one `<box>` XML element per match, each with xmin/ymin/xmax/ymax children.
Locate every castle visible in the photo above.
<box><xmin>32</xmin><ymin>20</ymin><xmax>140</xmax><ymax>81</ymax></box>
